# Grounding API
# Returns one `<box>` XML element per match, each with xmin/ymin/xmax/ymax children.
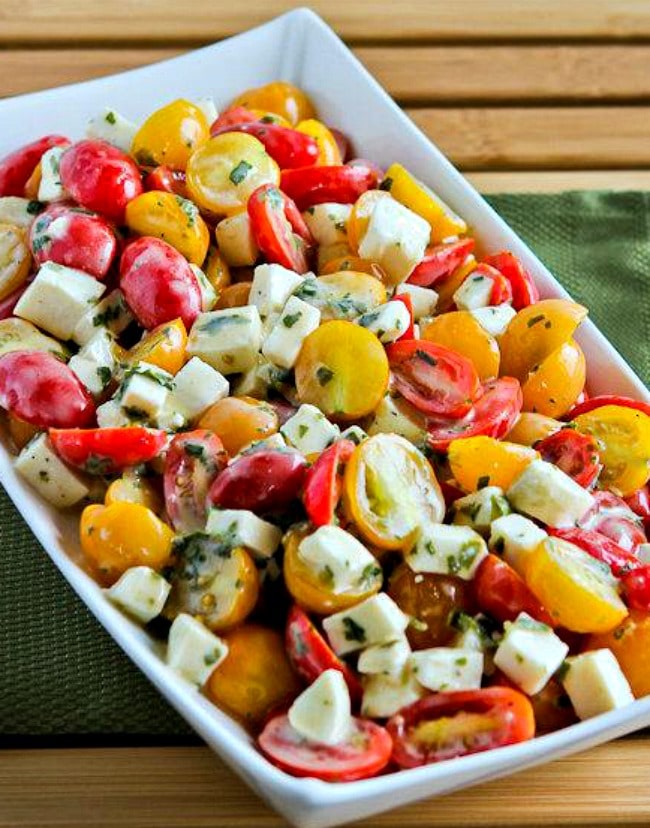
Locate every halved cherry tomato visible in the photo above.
<box><xmin>473</xmin><ymin>554</ymin><xmax>555</xmax><ymax>626</ymax></box>
<box><xmin>303</xmin><ymin>439</ymin><xmax>356</xmax><ymax>527</ymax></box>
<box><xmin>59</xmin><ymin>139</ymin><xmax>143</xmax><ymax>223</ymax></box>
<box><xmin>280</xmin><ymin>165</ymin><xmax>379</xmax><ymax>211</ymax></box>
<box><xmin>391</xmin><ymin>293</ymin><xmax>415</xmax><ymax>340</ymax></box>
<box><xmin>296</xmin><ymin>119</ymin><xmax>341</xmax><ymax>166</ymax></box>
<box><xmin>420</xmin><ymin>311</ymin><xmax>500</xmax><ymax>382</ymax></box>
<box><xmin>535</xmin><ymin>427</ymin><xmax>601</xmax><ymax>488</ymax></box>
<box><xmin>622</xmin><ymin>566</ymin><xmax>650</xmax><ymax>613</ymax></box>
<box><xmin>565</xmin><ymin>394</ymin><xmax>650</xmax><ymax>421</ymax></box>
<box><xmin>0</xmin><ymin>350</ymin><xmax>95</xmax><ymax>428</ymax></box>
<box><xmin>210</xmin><ymin>107</ymin><xmax>259</xmax><ymax>134</ymax></box>
<box><xmin>0</xmin><ymin>223</ymin><xmax>31</xmax><ymax>301</ymax></box>
<box><xmin>588</xmin><ymin>610</ymin><xmax>650</xmax><ymax>697</ymax></box>
<box><xmin>163</xmin><ymin>430</ymin><xmax>227</xmax><ymax>531</ymax></box>
<box><xmin>29</xmin><ymin>204</ymin><xmax>117</xmax><ymax>280</ymax></box>
<box><xmin>549</xmin><ymin>527</ymin><xmax>640</xmax><ymax>577</ymax></box>
<box><xmin>212</xmin><ymin>121</ymin><xmax>319</xmax><ymax>170</ymax></box>
<box><xmin>105</xmin><ymin>470</ymin><xmax>164</xmax><ymax>515</ymax></box>
<box><xmin>579</xmin><ymin>491</ymin><xmax>647</xmax><ymax>552</ymax></box>
<box><xmin>505</xmin><ymin>412</ymin><xmax>563</xmax><ymax>447</ymax></box>
<box><xmin>470</xmin><ymin>262</ymin><xmax>513</xmax><ymax>305</ymax></box>
<box><xmin>0</xmin><ymin>135</ymin><xmax>69</xmax><ymax>197</ymax></box>
<box><xmin>407</xmin><ymin>239</ymin><xmax>476</xmax><ymax>288</ymax></box>
<box><xmin>522</xmin><ymin>339</ymin><xmax>586</xmax><ymax>418</ymax></box>
<box><xmin>203</xmin><ymin>245</ymin><xmax>232</xmax><ymax>295</ymax></box>
<box><xmin>490</xmin><ymin>672</ymin><xmax>576</xmax><ymax>735</ymax></box>
<box><xmin>285</xmin><ymin>605</ymin><xmax>362</xmax><ymax>702</ymax></box>
<box><xmin>131</xmin><ymin>99</ymin><xmax>209</xmax><ymax>171</ymax></box>
<box><xmin>120</xmin><ymin>236</ymin><xmax>202</xmax><ymax>330</ymax></box>
<box><xmin>214</xmin><ymin>281</ymin><xmax>252</xmax><ymax>309</ymax></box>
<box><xmin>209</xmin><ymin>448</ymin><xmax>307</xmax><ymax>513</ymax></box>
<box><xmin>49</xmin><ymin>427</ymin><xmax>166</xmax><ymax>475</ymax></box>
<box><xmin>7</xmin><ymin>414</ymin><xmax>39</xmax><ymax>450</ymax></box>
<box><xmin>198</xmin><ymin>395</ymin><xmax>278</xmax><ymax>456</ymax></box>
<box><xmin>426</xmin><ymin>377</ymin><xmax>523</xmax><ymax>452</ymax></box>
<box><xmin>448</xmin><ymin>436</ymin><xmax>537</xmax><ymax>493</ymax></box>
<box><xmin>124</xmin><ymin>318</ymin><xmax>188</xmax><ymax>375</ymax></box>
<box><xmin>483</xmin><ymin>251</ymin><xmax>540</xmax><ymax>310</ymax></box>
<box><xmin>230</xmin><ymin>82</ymin><xmax>316</xmax><ymax>126</ymax></box>
<box><xmin>247</xmin><ymin>184</ymin><xmax>312</xmax><ymax>273</ymax></box>
<box><xmin>144</xmin><ymin>165</ymin><xmax>188</xmax><ymax>197</ymax></box>
<box><xmin>302</xmin><ymin>271</ymin><xmax>386</xmax><ymax>321</ymax></box>
<box><xmin>625</xmin><ymin>484</ymin><xmax>650</xmax><ymax>533</ymax></box>
<box><xmin>387</xmin><ymin>687</ymin><xmax>535</xmax><ymax>769</ymax></box>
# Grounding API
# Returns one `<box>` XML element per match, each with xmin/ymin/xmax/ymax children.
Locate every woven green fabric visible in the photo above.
<box><xmin>1</xmin><ymin>191</ymin><xmax>648</xmax><ymax>738</ymax></box>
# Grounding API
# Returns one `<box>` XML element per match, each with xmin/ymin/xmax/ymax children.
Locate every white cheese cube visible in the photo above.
<box><xmin>366</xmin><ymin>394</ymin><xmax>427</xmax><ymax>446</ymax></box>
<box><xmin>262</xmin><ymin>295</ymin><xmax>321</xmax><ymax>369</ymax></box>
<box><xmin>357</xmin><ymin>300</ymin><xmax>411</xmax><ymax>344</ymax></box>
<box><xmin>489</xmin><ymin>513</ymin><xmax>548</xmax><ymax>575</ymax></box>
<box><xmin>96</xmin><ymin>399</ymin><xmax>132</xmax><ymax>428</ymax></box>
<box><xmin>288</xmin><ymin>669</ymin><xmax>352</xmax><ymax>746</ymax></box>
<box><xmin>215</xmin><ymin>212</ymin><xmax>260</xmax><ymax>267</ymax></box>
<box><xmin>172</xmin><ymin>357</ymin><xmax>229</xmax><ymax>421</ymax></box>
<box><xmin>156</xmin><ymin>404</ymin><xmax>187</xmax><ymax>433</ymax></box>
<box><xmin>323</xmin><ymin>593</ymin><xmax>409</xmax><ymax>656</ymax></box>
<box><xmin>561</xmin><ymin>649</ymin><xmax>634</xmax><ymax>720</ymax></box>
<box><xmin>72</xmin><ymin>289</ymin><xmax>133</xmax><ymax>346</ymax></box>
<box><xmin>15</xmin><ymin>433</ymin><xmax>89</xmax><ymax>508</ymax></box>
<box><xmin>68</xmin><ymin>356</ymin><xmax>106</xmax><ymax>397</ymax></box>
<box><xmin>189</xmin><ymin>264</ymin><xmax>217</xmax><ymax>312</ymax></box>
<box><xmin>470</xmin><ymin>303</ymin><xmax>517</xmax><ymax>337</ymax></box>
<box><xmin>361</xmin><ymin>665</ymin><xmax>424</xmax><ymax>718</ymax></box>
<box><xmin>411</xmin><ymin>647</ymin><xmax>483</xmax><ymax>692</ymax></box>
<box><xmin>187</xmin><ymin>306</ymin><xmax>262</xmax><ymax>374</ymax></box>
<box><xmin>358</xmin><ymin>637</ymin><xmax>411</xmax><ymax>676</ymax></box>
<box><xmin>206</xmin><ymin>508</ymin><xmax>282</xmax><ymax>559</ymax></box>
<box><xmin>281</xmin><ymin>403</ymin><xmax>340</xmax><ymax>455</ymax></box>
<box><xmin>339</xmin><ymin>425</ymin><xmax>368</xmax><ymax>445</ymax></box>
<box><xmin>37</xmin><ymin>146</ymin><xmax>68</xmax><ymax>202</ymax></box>
<box><xmin>167</xmin><ymin>613</ymin><xmax>228</xmax><ymax>687</ymax></box>
<box><xmin>396</xmin><ymin>283</ymin><xmax>438</xmax><ymax>320</ymax></box>
<box><xmin>68</xmin><ymin>328</ymin><xmax>117</xmax><ymax>396</ymax></box>
<box><xmin>358</xmin><ymin>196</ymin><xmax>430</xmax><ymax>285</ymax></box>
<box><xmin>452</xmin><ymin>486</ymin><xmax>511</xmax><ymax>536</ymax></box>
<box><xmin>298</xmin><ymin>526</ymin><xmax>379</xmax><ymax>593</ymax></box>
<box><xmin>453</xmin><ymin>272</ymin><xmax>494</xmax><ymax>311</ymax></box>
<box><xmin>302</xmin><ymin>203</ymin><xmax>352</xmax><ymax>246</ymax></box>
<box><xmin>106</xmin><ymin>566</ymin><xmax>171</xmax><ymax>623</ymax></box>
<box><xmin>117</xmin><ymin>362</ymin><xmax>173</xmax><ymax>422</ymax></box>
<box><xmin>15</xmin><ymin>261</ymin><xmax>105</xmax><ymax>341</ymax></box>
<box><xmin>0</xmin><ymin>196</ymin><xmax>40</xmax><ymax>229</ymax></box>
<box><xmin>193</xmin><ymin>97</ymin><xmax>218</xmax><ymax>125</ymax></box>
<box><xmin>407</xmin><ymin>524</ymin><xmax>488</xmax><ymax>580</ymax></box>
<box><xmin>87</xmin><ymin>108</ymin><xmax>138</xmax><ymax>153</ymax></box>
<box><xmin>493</xmin><ymin>612</ymin><xmax>569</xmax><ymax>695</ymax></box>
<box><xmin>250</xmin><ymin>263</ymin><xmax>305</xmax><ymax>318</ymax></box>
<box><xmin>507</xmin><ymin>459</ymin><xmax>595</xmax><ymax>528</ymax></box>
<box><xmin>451</xmin><ymin>614</ymin><xmax>494</xmax><ymax>673</ymax></box>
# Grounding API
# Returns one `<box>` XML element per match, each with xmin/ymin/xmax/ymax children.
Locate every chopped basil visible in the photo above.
<box><xmin>184</xmin><ymin>442</ymin><xmax>207</xmax><ymax>460</ymax></box>
<box><xmin>555</xmin><ymin>661</ymin><xmax>571</xmax><ymax>682</ymax></box>
<box><xmin>282</xmin><ymin>312</ymin><xmax>302</xmax><ymax>328</ymax></box>
<box><xmin>96</xmin><ymin>366</ymin><xmax>113</xmax><ymax>387</ymax></box>
<box><xmin>105</xmin><ymin>111</ymin><xmax>117</xmax><ymax>125</ymax></box>
<box><xmin>527</xmin><ymin>314</ymin><xmax>545</xmax><ymax>328</ymax></box>
<box><xmin>229</xmin><ymin>160</ymin><xmax>253</xmax><ymax>185</ymax></box>
<box><xmin>199</xmin><ymin>314</ymin><xmax>248</xmax><ymax>335</ymax></box>
<box><xmin>204</xmin><ymin>646</ymin><xmax>223</xmax><ymax>667</ymax></box>
<box><xmin>26</xmin><ymin>200</ymin><xmax>43</xmax><ymax>215</ymax></box>
<box><xmin>175</xmin><ymin>196</ymin><xmax>197</xmax><ymax>226</ymax></box>
<box><xmin>298</xmin><ymin>424</ymin><xmax>309</xmax><ymax>439</ymax></box>
<box><xmin>316</xmin><ymin>366</ymin><xmax>334</xmax><ymax>386</ymax></box>
<box><xmin>123</xmin><ymin>406</ymin><xmax>149</xmax><ymax>422</ymax></box>
<box><xmin>477</xmin><ymin>475</ymin><xmax>490</xmax><ymax>490</ymax></box>
<box><xmin>379</xmin><ymin>176</ymin><xmax>393</xmax><ymax>191</ymax></box>
<box><xmin>319</xmin><ymin>565</ymin><xmax>335</xmax><ymax>587</ymax></box>
<box><xmin>31</xmin><ymin>234</ymin><xmax>50</xmax><ymax>253</ymax></box>
<box><xmin>38</xmin><ymin>470</ymin><xmax>50</xmax><ymax>482</ymax></box>
<box><xmin>93</xmin><ymin>302</ymin><xmax>123</xmax><ymax>328</ymax></box>
<box><xmin>358</xmin><ymin>563</ymin><xmax>382</xmax><ymax>586</ymax></box>
<box><xmin>515</xmin><ymin>615</ymin><xmax>551</xmax><ymax>633</ymax></box>
<box><xmin>134</xmin><ymin>149</ymin><xmax>157</xmax><ymax>168</ymax></box>
<box><xmin>342</xmin><ymin>617</ymin><xmax>366</xmax><ymax>643</ymax></box>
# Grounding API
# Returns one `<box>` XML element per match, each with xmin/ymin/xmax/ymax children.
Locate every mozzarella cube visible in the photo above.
<box><xmin>193</xmin><ymin>97</ymin><xmax>218</xmax><ymax>125</ymax></box>
<box><xmin>357</xmin><ymin>300</ymin><xmax>411</xmax><ymax>344</ymax></box>
<box><xmin>452</xmin><ymin>486</ymin><xmax>511</xmax><ymax>536</ymax></box>
<box><xmin>15</xmin><ymin>262</ymin><xmax>105</xmax><ymax>340</ymax></box>
<box><xmin>250</xmin><ymin>263</ymin><xmax>305</xmax><ymax>318</ymax></box>
<box><xmin>470</xmin><ymin>303</ymin><xmax>517</xmax><ymax>337</ymax></box>
<box><xmin>323</xmin><ymin>594</ymin><xmax>409</xmax><ymax>656</ymax></box>
<box><xmin>407</xmin><ymin>524</ymin><xmax>488</xmax><ymax>580</ymax></box>
<box><xmin>167</xmin><ymin>614</ymin><xmax>228</xmax><ymax>687</ymax></box>
<box><xmin>106</xmin><ymin>566</ymin><xmax>171</xmax><ymax>623</ymax></box>
<box><xmin>38</xmin><ymin>146</ymin><xmax>68</xmax><ymax>202</ymax></box>
<box><xmin>339</xmin><ymin>425</ymin><xmax>368</xmax><ymax>446</ymax></box>
<box><xmin>361</xmin><ymin>665</ymin><xmax>425</xmax><ymax>718</ymax></box>
<box><xmin>189</xmin><ymin>264</ymin><xmax>217</xmax><ymax>312</ymax></box>
<box><xmin>302</xmin><ymin>203</ymin><xmax>352</xmax><ymax>246</ymax></box>
<box><xmin>215</xmin><ymin>212</ymin><xmax>260</xmax><ymax>267</ymax></box>
<box><xmin>317</xmin><ymin>242</ymin><xmax>352</xmax><ymax>273</ymax></box>
<box><xmin>288</xmin><ymin>669</ymin><xmax>352</xmax><ymax>746</ymax></box>
<box><xmin>155</xmin><ymin>404</ymin><xmax>187</xmax><ymax>433</ymax></box>
<box><xmin>453</xmin><ymin>272</ymin><xmax>494</xmax><ymax>311</ymax></box>
<box><xmin>0</xmin><ymin>196</ymin><xmax>41</xmax><ymax>229</ymax></box>
<box><xmin>68</xmin><ymin>328</ymin><xmax>117</xmax><ymax>396</ymax></box>
<box><xmin>232</xmin><ymin>355</ymin><xmax>292</xmax><ymax>399</ymax></box>
<box><xmin>561</xmin><ymin>649</ymin><xmax>634</xmax><ymax>720</ymax></box>
<box><xmin>96</xmin><ymin>399</ymin><xmax>132</xmax><ymax>428</ymax></box>
<box><xmin>489</xmin><ymin>513</ymin><xmax>548</xmax><ymax>575</ymax></box>
<box><xmin>358</xmin><ymin>196</ymin><xmax>430</xmax><ymax>284</ymax></box>
<box><xmin>117</xmin><ymin>362</ymin><xmax>173</xmax><ymax>421</ymax></box>
<box><xmin>73</xmin><ymin>289</ymin><xmax>133</xmax><ymax>346</ymax></box>
<box><xmin>173</xmin><ymin>357</ymin><xmax>229</xmax><ymax>421</ymax></box>
<box><xmin>396</xmin><ymin>283</ymin><xmax>438</xmax><ymax>320</ymax></box>
<box><xmin>366</xmin><ymin>394</ymin><xmax>427</xmax><ymax>446</ymax></box>
<box><xmin>451</xmin><ymin>613</ymin><xmax>493</xmax><ymax>665</ymax></box>
<box><xmin>494</xmin><ymin>612</ymin><xmax>569</xmax><ymax>695</ymax></box>
<box><xmin>87</xmin><ymin>108</ymin><xmax>138</xmax><ymax>152</ymax></box>
<box><xmin>187</xmin><ymin>306</ymin><xmax>262</xmax><ymax>374</ymax></box>
<box><xmin>281</xmin><ymin>403</ymin><xmax>340</xmax><ymax>454</ymax></box>
<box><xmin>298</xmin><ymin>526</ymin><xmax>379</xmax><ymax>593</ymax></box>
<box><xmin>15</xmin><ymin>433</ymin><xmax>89</xmax><ymax>508</ymax></box>
<box><xmin>507</xmin><ymin>459</ymin><xmax>595</xmax><ymax>528</ymax></box>
<box><xmin>411</xmin><ymin>647</ymin><xmax>483</xmax><ymax>692</ymax></box>
<box><xmin>262</xmin><ymin>295</ymin><xmax>321</xmax><ymax>369</ymax></box>
<box><xmin>206</xmin><ymin>508</ymin><xmax>282</xmax><ymax>559</ymax></box>
<box><xmin>358</xmin><ymin>637</ymin><xmax>411</xmax><ymax>677</ymax></box>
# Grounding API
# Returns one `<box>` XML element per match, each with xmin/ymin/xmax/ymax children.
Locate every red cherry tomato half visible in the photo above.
<box><xmin>49</xmin><ymin>427</ymin><xmax>167</xmax><ymax>475</ymax></box>
<box><xmin>212</xmin><ymin>121</ymin><xmax>319</xmax><ymax>170</ymax></box>
<box><xmin>391</xmin><ymin>293</ymin><xmax>415</xmax><ymax>341</ymax></box>
<box><xmin>29</xmin><ymin>204</ymin><xmax>117</xmax><ymax>280</ymax></box>
<box><xmin>476</xmin><ymin>263</ymin><xmax>513</xmax><ymax>306</ymax></box>
<box><xmin>535</xmin><ymin>427</ymin><xmax>601</xmax><ymax>489</ymax></box>
<box><xmin>163</xmin><ymin>430</ymin><xmax>227</xmax><ymax>532</ymax></box>
<box><xmin>0</xmin><ymin>350</ymin><xmax>95</xmax><ymax>428</ymax></box>
<box><xmin>285</xmin><ymin>605</ymin><xmax>363</xmax><ymax>703</ymax></box>
<box><xmin>483</xmin><ymin>251</ymin><xmax>540</xmax><ymax>310</ymax></box>
<box><xmin>330</xmin><ymin>128</ymin><xmax>352</xmax><ymax>163</ymax></box>
<box><xmin>280</xmin><ymin>164</ymin><xmax>379</xmax><ymax>210</ymax></box>
<box><xmin>0</xmin><ymin>135</ymin><xmax>69</xmax><ymax>197</ymax></box>
<box><xmin>407</xmin><ymin>239</ymin><xmax>475</xmax><ymax>288</ymax></box>
<box><xmin>303</xmin><ymin>439</ymin><xmax>355</xmax><ymax>527</ymax></box>
<box><xmin>580</xmin><ymin>491</ymin><xmax>647</xmax><ymax>552</ymax></box>
<box><xmin>120</xmin><ymin>236</ymin><xmax>202</xmax><ymax>330</ymax></box>
<box><xmin>144</xmin><ymin>165</ymin><xmax>188</xmax><ymax>198</ymax></box>
<box><xmin>565</xmin><ymin>394</ymin><xmax>650</xmax><ymax>421</ymax></box>
<box><xmin>473</xmin><ymin>554</ymin><xmax>556</xmax><ymax>626</ymax></box>
<box><xmin>625</xmin><ymin>484</ymin><xmax>650</xmax><ymax>533</ymax></box>
<box><xmin>549</xmin><ymin>527</ymin><xmax>640</xmax><ymax>577</ymax></box>
<box><xmin>208</xmin><ymin>448</ymin><xmax>308</xmax><ymax>513</ymax></box>
<box><xmin>248</xmin><ymin>184</ymin><xmax>312</xmax><ymax>273</ymax></box>
<box><xmin>259</xmin><ymin>713</ymin><xmax>392</xmax><ymax>781</ymax></box>
<box><xmin>209</xmin><ymin>106</ymin><xmax>259</xmax><ymax>134</ymax></box>
<box><xmin>388</xmin><ymin>339</ymin><xmax>480</xmax><ymax>419</ymax></box>
<box><xmin>59</xmin><ymin>139</ymin><xmax>143</xmax><ymax>223</ymax></box>
<box><xmin>621</xmin><ymin>566</ymin><xmax>650</xmax><ymax>612</ymax></box>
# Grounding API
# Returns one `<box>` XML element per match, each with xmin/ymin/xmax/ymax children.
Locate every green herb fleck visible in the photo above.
<box><xmin>96</xmin><ymin>366</ymin><xmax>112</xmax><ymax>387</ymax></box>
<box><xmin>229</xmin><ymin>160</ymin><xmax>253</xmax><ymax>185</ymax></box>
<box><xmin>342</xmin><ymin>617</ymin><xmax>366</xmax><ymax>643</ymax></box>
<box><xmin>298</xmin><ymin>424</ymin><xmax>309</xmax><ymax>439</ymax></box>
<box><xmin>477</xmin><ymin>475</ymin><xmax>490</xmax><ymax>490</ymax></box>
<box><xmin>316</xmin><ymin>366</ymin><xmax>334</xmax><ymax>386</ymax></box>
<box><xmin>282</xmin><ymin>312</ymin><xmax>302</xmax><ymax>328</ymax></box>
<box><xmin>527</xmin><ymin>314</ymin><xmax>545</xmax><ymax>328</ymax></box>
<box><xmin>105</xmin><ymin>111</ymin><xmax>117</xmax><ymax>125</ymax></box>
<box><xmin>379</xmin><ymin>177</ymin><xmax>393</xmax><ymax>192</ymax></box>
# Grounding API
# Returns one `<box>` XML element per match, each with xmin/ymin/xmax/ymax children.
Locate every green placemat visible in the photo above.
<box><xmin>1</xmin><ymin>190</ymin><xmax>649</xmax><ymax>738</ymax></box>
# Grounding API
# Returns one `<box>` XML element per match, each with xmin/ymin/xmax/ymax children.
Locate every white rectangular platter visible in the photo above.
<box><xmin>1</xmin><ymin>9</ymin><xmax>649</xmax><ymax>828</ymax></box>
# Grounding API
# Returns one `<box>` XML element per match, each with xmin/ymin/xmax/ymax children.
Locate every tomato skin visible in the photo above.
<box><xmin>302</xmin><ymin>439</ymin><xmax>355</xmax><ymax>527</ymax></box>
<box><xmin>483</xmin><ymin>251</ymin><xmax>540</xmax><ymax>310</ymax></box>
<box><xmin>391</xmin><ymin>293</ymin><xmax>415</xmax><ymax>340</ymax></box>
<box><xmin>549</xmin><ymin>527</ymin><xmax>640</xmax><ymax>577</ymax></box>
<box><xmin>0</xmin><ymin>135</ymin><xmax>69</xmax><ymax>197</ymax></box>
<box><xmin>208</xmin><ymin>448</ymin><xmax>308</xmax><ymax>513</ymax></box>
<box><xmin>143</xmin><ymin>165</ymin><xmax>188</xmax><ymax>197</ymax></box>
<box><xmin>387</xmin><ymin>687</ymin><xmax>535</xmax><ymax>769</ymax></box>
<box><xmin>407</xmin><ymin>239</ymin><xmax>475</xmax><ymax>288</ymax></box>
<box><xmin>620</xmin><ymin>566</ymin><xmax>650</xmax><ymax>611</ymax></box>
<box><xmin>285</xmin><ymin>605</ymin><xmax>363</xmax><ymax>702</ymax></box>
<box><xmin>210</xmin><ymin>107</ymin><xmax>259</xmax><ymax>133</ymax></box>
<box><xmin>567</xmin><ymin>394</ymin><xmax>650</xmax><ymax>420</ymax></box>
<box><xmin>625</xmin><ymin>485</ymin><xmax>650</xmax><ymax>533</ymax></box>
<box><xmin>580</xmin><ymin>491</ymin><xmax>647</xmax><ymax>552</ymax></box>
<box><xmin>535</xmin><ymin>427</ymin><xmax>601</xmax><ymax>488</ymax></box>
<box><xmin>280</xmin><ymin>165</ymin><xmax>379</xmax><ymax>210</ymax></box>
<box><xmin>0</xmin><ymin>350</ymin><xmax>95</xmax><ymax>428</ymax></box>
<box><xmin>29</xmin><ymin>204</ymin><xmax>117</xmax><ymax>279</ymax></box>
<box><xmin>59</xmin><ymin>140</ymin><xmax>143</xmax><ymax>223</ymax></box>
<box><xmin>120</xmin><ymin>236</ymin><xmax>202</xmax><ymax>330</ymax></box>
<box><xmin>212</xmin><ymin>121</ymin><xmax>319</xmax><ymax>170</ymax></box>
<box><xmin>470</xmin><ymin>262</ymin><xmax>513</xmax><ymax>305</ymax></box>
<box><xmin>473</xmin><ymin>554</ymin><xmax>556</xmax><ymax>626</ymax></box>
<box><xmin>247</xmin><ymin>184</ymin><xmax>312</xmax><ymax>273</ymax></box>
<box><xmin>49</xmin><ymin>427</ymin><xmax>166</xmax><ymax>474</ymax></box>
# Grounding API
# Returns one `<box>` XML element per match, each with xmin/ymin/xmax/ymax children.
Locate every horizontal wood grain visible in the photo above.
<box><xmin>467</xmin><ymin>170</ymin><xmax>650</xmax><ymax>192</ymax></box>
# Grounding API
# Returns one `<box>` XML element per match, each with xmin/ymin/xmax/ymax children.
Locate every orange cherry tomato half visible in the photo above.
<box><xmin>229</xmin><ymin>82</ymin><xmax>316</xmax><ymax>126</ymax></box>
<box><xmin>49</xmin><ymin>427</ymin><xmax>167</xmax><ymax>475</ymax></box>
<box><xmin>0</xmin><ymin>134</ymin><xmax>69</xmax><ymax>197</ymax></box>
<box><xmin>247</xmin><ymin>183</ymin><xmax>312</xmax><ymax>273</ymax></box>
<box><xmin>587</xmin><ymin>610</ymin><xmax>650</xmax><ymax>697</ymax></box>
<box><xmin>420</xmin><ymin>311</ymin><xmax>500</xmax><ymax>382</ymax></box>
<box><xmin>125</xmin><ymin>318</ymin><xmax>188</xmax><ymax>375</ymax></box>
<box><xmin>302</xmin><ymin>439</ymin><xmax>356</xmax><ymax>527</ymax></box>
<box><xmin>198</xmin><ymin>395</ymin><xmax>278</xmax><ymax>456</ymax></box>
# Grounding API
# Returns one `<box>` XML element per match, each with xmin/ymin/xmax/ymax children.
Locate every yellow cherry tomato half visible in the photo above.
<box><xmin>347</xmin><ymin>189</ymin><xmax>390</xmax><ymax>254</ymax></box>
<box><xmin>247</xmin><ymin>109</ymin><xmax>291</xmax><ymax>128</ymax></box>
<box><xmin>421</xmin><ymin>311</ymin><xmax>500</xmax><ymax>381</ymax></box>
<box><xmin>343</xmin><ymin>433</ymin><xmax>445</xmax><ymax>550</ymax></box>
<box><xmin>214</xmin><ymin>281</ymin><xmax>252</xmax><ymax>309</ymax></box>
<box><xmin>522</xmin><ymin>339</ymin><xmax>586</xmax><ymax>418</ymax></box>
<box><xmin>131</xmin><ymin>99</ymin><xmax>210</xmax><ymax>170</ymax></box>
<box><xmin>573</xmin><ymin>405</ymin><xmax>650</xmax><ymax>496</ymax></box>
<box><xmin>0</xmin><ymin>317</ymin><xmax>68</xmax><ymax>361</ymax></box>
<box><xmin>204</xmin><ymin>244</ymin><xmax>232</xmax><ymax>295</ymax></box>
<box><xmin>587</xmin><ymin>611</ymin><xmax>650</xmax><ymax>698</ymax></box>
<box><xmin>124</xmin><ymin>318</ymin><xmax>188</xmax><ymax>375</ymax></box>
<box><xmin>448</xmin><ymin>436</ymin><xmax>538</xmax><ymax>493</ymax></box>
<box><xmin>312</xmin><ymin>271</ymin><xmax>387</xmax><ymax>321</ymax></box>
<box><xmin>199</xmin><ymin>395</ymin><xmax>278</xmax><ymax>456</ymax></box>
<box><xmin>524</xmin><ymin>536</ymin><xmax>628</xmax><ymax>633</ymax></box>
<box><xmin>186</xmin><ymin>133</ymin><xmax>280</xmax><ymax>217</ymax></box>
<box><xmin>79</xmin><ymin>502</ymin><xmax>174</xmax><ymax>586</ymax></box>
<box><xmin>0</xmin><ymin>223</ymin><xmax>31</xmax><ymax>301</ymax></box>
<box><xmin>320</xmin><ymin>255</ymin><xmax>384</xmax><ymax>278</ymax></box>
<box><xmin>436</xmin><ymin>254</ymin><xmax>477</xmax><ymax>313</ymax></box>
<box><xmin>296</xmin><ymin>119</ymin><xmax>341</xmax><ymax>165</ymax></box>
<box><xmin>295</xmin><ymin>320</ymin><xmax>389</xmax><ymax>421</ymax></box>
<box><xmin>505</xmin><ymin>412</ymin><xmax>563</xmax><ymax>447</ymax></box>
<box><xmin>230</xmin><ymin>82</ymin><xmax>316</xmax><ymax>126</ymax></box>
<box><xmin>105</xmin><ymin>471</ymin><xmax>164</xmax><ymax>515</ymax></box>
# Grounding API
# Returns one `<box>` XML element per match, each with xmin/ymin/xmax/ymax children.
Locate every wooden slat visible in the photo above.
<box><xmin>1</xmin><ymin>0</ymin><xmax>650</xmax><ymax>45</ymax></box>
<box><xmin>468</xmin><ymin>170</ymin><xmax>650</xmax><ymax>192</ymax></box>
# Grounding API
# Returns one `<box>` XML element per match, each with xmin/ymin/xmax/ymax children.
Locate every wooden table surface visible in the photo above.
<box><xmin>2</xmin><ymin>2</ymin><xmax>650</xmax><ymax>826</ymax></box>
